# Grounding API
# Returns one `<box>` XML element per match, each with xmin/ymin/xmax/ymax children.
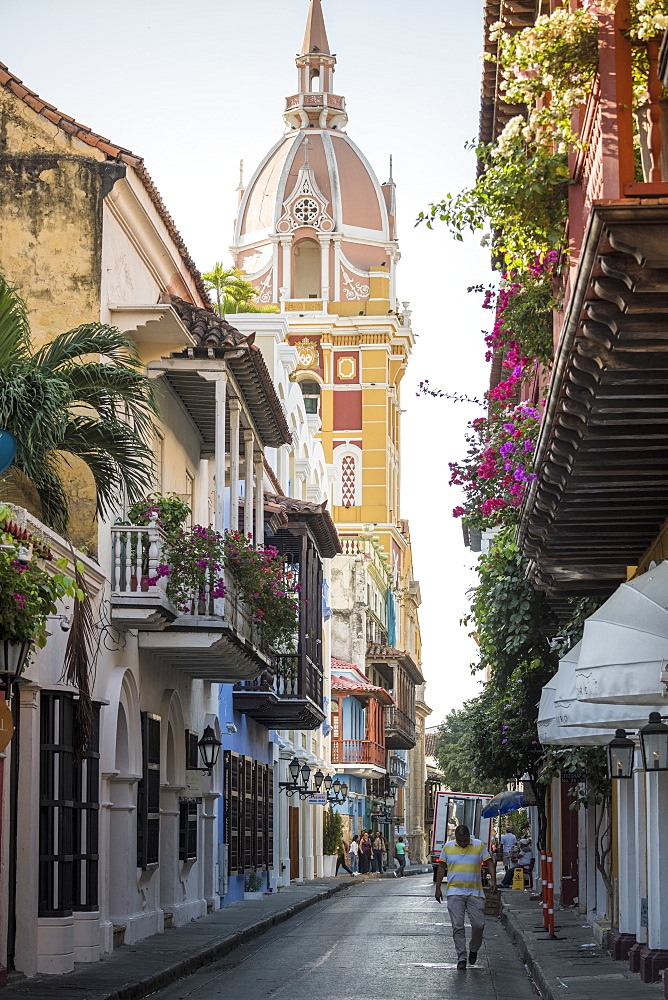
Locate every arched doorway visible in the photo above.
<box><xmin>293</xmin><ymin>239</ymin><xmax>321</xmax><ymax>299</ymax></box>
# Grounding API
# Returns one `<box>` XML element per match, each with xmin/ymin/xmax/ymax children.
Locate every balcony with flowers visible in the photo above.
<box><xmin>110</xmin><ymin>495</ymin><xmax>298</xmax><ymax>684</ymax></box>
<box><xmin>232</xmin><ymin>494</ymin><xmax>341</xmax><ymax>728</ymax></box>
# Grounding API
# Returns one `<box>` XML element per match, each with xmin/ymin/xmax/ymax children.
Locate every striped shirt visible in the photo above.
<box><xmin>439</xmin><ymin>838</ymin><xmax>491</xmax><ymax>898</ymax></box>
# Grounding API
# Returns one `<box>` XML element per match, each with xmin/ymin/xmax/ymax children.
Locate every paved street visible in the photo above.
<box><xmin>149</xmin><ymin>875</ymin><xmax>538</xmax><ymax>1000</ymax></box>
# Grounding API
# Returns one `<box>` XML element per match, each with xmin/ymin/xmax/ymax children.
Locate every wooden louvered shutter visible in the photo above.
<box><xmin>179</xmin><ymin>801</ymin><xmax>198</xmax><ymax>862</ymax></box>
<box><xmin>243</xmin><ymin>756</ymin><xmax>253</xmax><ymax>872</ymax></box>
<box><xmin>137</xmin><ymin>713</ymin><xmax>160</xmax><ymax>870</ymax></box>
<box><xmin>185</xmin><ymin>730</ymin><xmax>199</xmax><ymax>770</ymax></box>
<box><xmin>225</xmin><ymin>750</ymin><xmax>240</xmax><ymax>874</ymax></box>
<box><xmin>266</xmin><ymin>765</ymin><xmax>274</xmax><ymax>869</ymax></box>
<box><xmin>255</xmin><ymin>762</ymin><xmax>265</xmax><ymax>869</ymax></box>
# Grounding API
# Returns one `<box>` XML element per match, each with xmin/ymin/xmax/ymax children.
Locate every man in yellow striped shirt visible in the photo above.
<box><xmin>434</xmin><ymin>825</ymin><xmax>498</xmax><ymax>969</ymax></box>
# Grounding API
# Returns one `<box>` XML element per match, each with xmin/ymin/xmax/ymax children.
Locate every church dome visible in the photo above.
<box><xmin>230</xmin><ymin>0</ymin><xmax>397</xmax><ymax>312</ymax></box>
<box><xmin>235</xmin><ymin>130</ymin><xmax>390</xmax><ymax>250</ymax></box>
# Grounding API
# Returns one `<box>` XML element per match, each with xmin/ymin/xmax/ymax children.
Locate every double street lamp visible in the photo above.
<box><xmin>605</xmin><ymin>714</ymin><xmax>668</xmax><ymax>779</ymax></box>
<box><xmin>279</xmin><ymin>758</ymin><xmax>348</xmax><ymax>802</ymax></box>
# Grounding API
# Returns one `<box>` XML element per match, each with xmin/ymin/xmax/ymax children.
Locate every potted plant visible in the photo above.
<box><xmin>322</xmin><ymin>805</ymin><xmax>342</xmax><ymax>877</ymax></box>
<box><xmin>125</xmin><ymin>493</ymin><xmax>192</xmax><ymax>591</ymax></box>
<box><xmin>0</xmin><ymin>504</ymin><xmax>82</xmax><ymax>681</ymax></box>
<box><xmin>244</xmin><ymin>870</ymin><xmax>264</xmax><ymax>899</ymax></box>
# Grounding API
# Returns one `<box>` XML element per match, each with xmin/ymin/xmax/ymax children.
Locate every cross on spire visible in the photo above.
<box><xmin>302</xmin><ymin>137</ymin><xmax>313</xmax><ymax>168</ymax></box>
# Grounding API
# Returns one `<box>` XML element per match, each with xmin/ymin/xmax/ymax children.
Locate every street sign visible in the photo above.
<box><xmin>306</xmin><ymin>793</ymin><xmax>327</xmax><ymax>805</ymax></box>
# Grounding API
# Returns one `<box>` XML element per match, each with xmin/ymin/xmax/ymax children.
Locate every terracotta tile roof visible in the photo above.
<box><xmin>0</xmin><ymin>61</ymin><xmax>210</xmax><ymax>305</ymax></box>
<box><xmin>424</xmin><ymin>732</ymin><xmax>437</xmax><ymax>758</ymax></box>
<box><xmin>263</xmin><ymin>492</ymin><xmax>341</xmax><ymax>559</ymax></box>
<box><xmin>331</xmin><ymin>659</ymin><xmax>367</xmax><ymax>680</ymax></box>
<box><xmin>366</xmin><ymin>642</ymin><xmax>424</xmax><ymax>684</ymax></box>
<box><xmin>164</xmin><ymin>302</ymin><xmax>291</xmax><ymax>447</ymax></box>
<box><xmin>331</xmin><ymin>673</ymin><xmax>395</xmax><ymax>706</ymax></box>
<box><xmin>167</xmin><ymin>296</ymin><xmax>248</xmax><ymax>348</ymax></box>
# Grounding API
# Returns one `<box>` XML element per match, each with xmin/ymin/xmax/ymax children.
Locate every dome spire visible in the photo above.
<box><xmin>301</xmin><ymin>0</ymin><xmax>330</xmax><ymax>56</ymax></box>
<box><xmin>285</xmin><ymin>1</ymin><xmax>347</xmax><ymax>132</ymax></box>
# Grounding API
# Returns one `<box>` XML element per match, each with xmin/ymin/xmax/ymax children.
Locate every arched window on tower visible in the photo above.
<box><xmin>293</xmin><ymin>238</ymin><xmax>321</xmax><ymax>299</ymax></box>
<box><xmin>299</xmin><ymin>379</ymin><xmax>321</xmax><ymax>416</ymax></box>
<box><xmin>333</xmin><ymin>443</ymin><xmax>362</xmax><ymax>508</ymax></box>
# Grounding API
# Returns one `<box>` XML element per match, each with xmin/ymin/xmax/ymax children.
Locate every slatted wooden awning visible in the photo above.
<box><xmin>519</xmin><ymin>202</ymin><xmax>668</xmax><ymax>599</ymax></box>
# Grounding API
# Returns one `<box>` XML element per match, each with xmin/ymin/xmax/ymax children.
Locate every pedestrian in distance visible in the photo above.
<box><xmin>434</xmin><ymin>824</ymin><xmax>498</xmax><ymax>970</ymax></box>
<box><xmin>335</xmin><ymin>838</ymin><xmax>355</xmax><ymax>876</ymax></box>
<box><xmin>372</xmin><ymin>831</ymin><xmax>384</xmax><ymax>873</ymax></box>
<box><xmin>499</xmin><ymin>837</ymin><xmax>534</xmax><ymax>889</ymax></box>
<box><xmin>349</xmin><ymin>834</ymin><xmax>359</xmax><ymax>873</ymax></box>
<box><xmin>500</xmin><ymin>825</ymin><xmax>517</xmax><ymax>870</ymax></box>
<box><xmin>394</xmin><ymin>836</ymin><xmax>410</xmax><ymax>876</ymax></box>
<box><xmin>358</xmin><ymin>831</ymin><xmax>372</xmax><ymax>874</ymax></box>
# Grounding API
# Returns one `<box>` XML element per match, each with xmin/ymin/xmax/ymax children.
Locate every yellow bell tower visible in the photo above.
<box><xmin>230</xmin><ymin>0</ymin><xmax>416</xmax><ymax>593</ymax></box>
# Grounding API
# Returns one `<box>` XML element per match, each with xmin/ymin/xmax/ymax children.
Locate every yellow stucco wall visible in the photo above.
<box><xmin>0</xmin><ymin>88</ymin><xmax>122</xmax><ymax>550</ymax></box>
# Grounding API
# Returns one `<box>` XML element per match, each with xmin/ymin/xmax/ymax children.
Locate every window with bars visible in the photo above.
<box><xmin>224</xmin><ymin>752</ymin><xmax>274</xmax><ymax>875</ymax></box>
<box><xmin>137</xmin><ymin>713</ymin><xmax>161</xmax><ymax>870</ymax></box>
<box><xmin>179</xmin><ymin>801</ymin><xmax>198</xmax><ymax>862</ymax></box>
<box><xmin>39</xmin><ymin>694</ymin><xmax>100</xmax><ymax>917</ymax></box>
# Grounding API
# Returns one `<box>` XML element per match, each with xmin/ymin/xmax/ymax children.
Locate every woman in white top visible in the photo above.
<box><xmin>349</xmin><ymin>835</ymin><xmax>359</xmax><ymax>873</ymax></box>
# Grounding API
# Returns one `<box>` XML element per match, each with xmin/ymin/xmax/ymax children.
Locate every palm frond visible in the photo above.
<box><xmin>58</xmin><ymin>362</ymin><xmax>158</xmax><ymax>435</ymax></box>
<box><xmin>61</xmin><ymin>415</ymin><xmax>156</xmax><ymax>518</ymax></box>
<box><xmin>0</xmin><ymin>274</ymin><xmax>31</xmax><ymax>368</ymax></box>
<box><xmin>62</xmin><ymin>555</ymin><xmax>96</xmax><ymax>757</ymax></box>
<box><xmin>31</xmin><ymin>324</ymin><xmax>143</xmax><ymax>372</ymax></box>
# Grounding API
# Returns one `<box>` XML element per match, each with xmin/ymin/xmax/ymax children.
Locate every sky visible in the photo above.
<box><xmin>3</xmin><ymin>0</ymin><xmax>494</xmax><ymax>723</ymax></box>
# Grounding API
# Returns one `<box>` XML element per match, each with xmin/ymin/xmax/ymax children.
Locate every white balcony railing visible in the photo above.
<box><xmin>109</xmin><ymin>522</ymin><xmax>263</xmax><ymax>649</ymax></box>
<box><xmin>110</xmin><ymin>522</ymin><xmax>168</xmax><ymax>597</ymax></box>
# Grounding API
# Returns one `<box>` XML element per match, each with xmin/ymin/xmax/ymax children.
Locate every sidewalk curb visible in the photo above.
<box><xmin>5</xmin><ymin>879</ymin><xmax>363</xmax><ymax>1000</ymax></box>
<box><xmin>500</xmin><ymin>899</ymin><xmax>553</xmax><ymax>1000</ymax></box>
<box><xmin>113</xmin><ymin>879</ymin><xmax>360</xmax><ymax>1000</ymax></box>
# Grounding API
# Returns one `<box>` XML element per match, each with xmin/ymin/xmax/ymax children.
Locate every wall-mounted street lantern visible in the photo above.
<box><xmin>0</xmin><ymin>638</ymin><xmax>33</xmax><ymax>691</ymax></box>
<box><xmin>279</xmin><ymin>757</ymin><xmax>313</xmax><ymax>798</ymax></box>
<box><xmin>279</xmin><ymin>761</ymin><xmax>348</xmax><ymax>801</ymax></box>
<box><xmin>605</xmin><ymin>729</ymin><xmax>635</xmax><ymax>779</ymax></box>
<box><xmin>639</xmin><ymin>713</ymin><xmax>668</xmax><ymax>772</ymax></box>
<box><xmin>328</xmin><ymin>778</ymin><xmax>348</xmax><ymax>804</ymax></box>
<box><xmin>197</xmin><ymin>726</ymin><xmax>222</xmax><ymax>775</ymax></box>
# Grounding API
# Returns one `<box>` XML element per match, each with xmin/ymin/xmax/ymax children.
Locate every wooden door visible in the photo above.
<box><xmin>289</xmin><ymin>806</ymin><xmax>300</xmax><ymax>880</ymax></box>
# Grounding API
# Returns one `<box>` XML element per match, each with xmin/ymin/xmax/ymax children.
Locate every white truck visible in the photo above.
<box><xmin>430</xmin><ymin>791</ymin><xmax>494</xmax><ymax>881</ymax></box>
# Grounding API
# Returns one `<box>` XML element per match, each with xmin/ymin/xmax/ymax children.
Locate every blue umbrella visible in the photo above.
<box><xmin>482</xmin><ymin>789</ymin><xmax>524</xmax><ymax>818</ymax></box>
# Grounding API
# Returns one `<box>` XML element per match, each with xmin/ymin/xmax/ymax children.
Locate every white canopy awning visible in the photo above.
<box><xmin>537</xmin><ymin>660</ymin><xmax>609</xmax><ymax>746</ymax></box>
<box><xmin>575</xmin><ymin>561</ymin><xmax>668</xmax><ymax>707</ymax></box>
<box><xmin>554</xmin><ymin>640</ymin><xmax>656</xmax><ymax>731</ymax></box>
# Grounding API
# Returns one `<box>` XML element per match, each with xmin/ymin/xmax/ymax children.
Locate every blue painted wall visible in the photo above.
<box><xmin>217</xmin><ymin>683</ymin><xmax>277</xmax><ymax>905</ymax></box>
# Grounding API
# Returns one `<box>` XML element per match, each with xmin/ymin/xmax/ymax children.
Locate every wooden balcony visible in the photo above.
<box><xmin>385</xmin><ymin>706</ymin><xmax>416</xmax><ymax>750</ymax></box>
<box><xmin>331</xmin><ymin>738</ymin><xmax>386</xmax><ymax>770</ymax></box>
<box><xmin>232</xmin><ymin>652</ymin><xmax>325</xmax><ymax>730</ymax></box>
<box><xmin>389</xmin><ymin>753</ymin><xmax>407</xmax><ymax>783</ymax></box>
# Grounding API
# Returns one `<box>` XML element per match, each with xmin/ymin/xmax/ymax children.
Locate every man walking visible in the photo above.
<box><xmin>434</xmin><ymin>824</ymin><xmax>497</xmax><ymax>970</ymax></box>
<box><xmin>500</xmin><ymin>826</ymin><xmax>517</xmax><ymax>870</ymax></box>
